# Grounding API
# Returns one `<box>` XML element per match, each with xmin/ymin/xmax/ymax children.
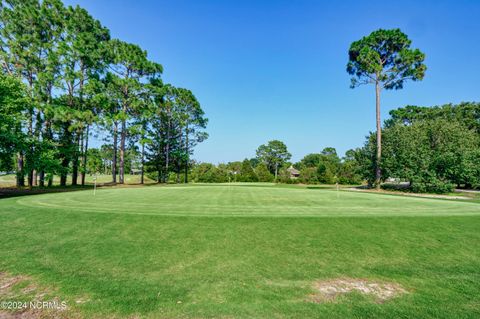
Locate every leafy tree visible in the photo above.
<box><xmin>86</xmin><ymin>147</ymin><xmax>103</xmax><ymax>174</ymax></box>
<box><xmin>248</xmin><ymin>157</ymin><xmax>259</xmax><ymax>168</ymax></box>
<box><xmin>256</xmin><ymin>140</ymin><xmax>291</xmax><ymax>179</ymax></box>
<box><xmin>317</xmin><ymin>162</ymin><xmax>335</xmax><ymax>184</ymax></box>
<box><xmin>145</xmin><ymin>83</ymin><xmax>208</xmax><ymax>184</ymax></box>
<box><xmin>347</xmin><ymin>28</ymin><xmax>426</xmax><ymax>189</ymax></box>
<box><xmin>147</xmin><ymin>84</ymin><xmax>180</xmax><ymax>183</ymax></box>
<box><xmin>298</xmin><ymin>167</ymin><xmax>318</xmax><ymax>184</ymax></box>
<box><xmin>107</xmin><ymin>39</ymin><xmax>162</xmax><ymax>184</ymax></box>
<box><xmin>0</xmin><ymin>74</ymin><xmax>26</xmax><ymax>182</ymax></box>
<box><xmin>338</xmin><ymin>149</ymin><xmax>363</xmax><ymax>185</ymax></box>
<box><xmin>372</xmin><ymin>118</ymin><xmax>480</xmax><ymax>193</ymax></box>
<box><xmin>386</xmin><ymin>102</ymin><xmax>480</xmax><ymax>133</ymax></box>
<box><xmin>98</xmin><ymin>72</ymin><xmax>122</xmax><ymax>183</ymax></box>
<box><xmin>176</xmin><ymin>88</ymin><xmax>208</xmax><ymax>183</ymax></box>
<box><xmin>296</xmin><ymin>153</ymin><xmax>323</xmax><ymax>170</ymax></box>
<box><xmin>0</xmin><ymin>0</ymin><xmax>65</xmax><ymax>187</ymax></box>
<box><xmin>0</xmin><ymin>0</ymin><xmax>208</xmax><ymax>190</ymax></box>
<box><xmin>295</xmin><ymin>148</ymin><xmax>342</xmax><ymax>184</ymax></box>
<box><xmin>239</xmin><ymin>159</ymin><xmax>258</xmax><ymax>182</ymax></box>
<box><xmin>59</xmin><ymin>4</ymin><xmax>110</xmax><ymax>185</ymax></box>
<box><xmin>191</xmin><ymin>163</ymin><xmax>227</xmax><ymax>183</ymax></box>
<box><xmin>255</xmin><ymin>163</ymin><xmax>274</xmax><ymax>182</ymax></box>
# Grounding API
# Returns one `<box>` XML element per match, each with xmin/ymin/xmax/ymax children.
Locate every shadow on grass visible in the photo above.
<box><xmin>0</xmin><ymin>184</ymin><xmax>96</xmax><ymax>199</ymax></box>
<box><xmin>0</xmin><ymin>180</ymin><xmax>199</xmax><ymax>199</ymax></box>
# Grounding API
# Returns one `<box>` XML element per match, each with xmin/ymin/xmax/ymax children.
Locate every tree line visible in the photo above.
<box><xmin>189</xmin><ymin>140</ymin><xmax>363</xmax><ymax>185</ymax></box>
<box><xmin>190</xmin><ymin>101</ymin><xmax>480</xmax><ymax>193</ymax></box>
<box><xmin>0</xmin><ymin>0</ymin><xmax>207</xmax><ymax>187</ymax></box>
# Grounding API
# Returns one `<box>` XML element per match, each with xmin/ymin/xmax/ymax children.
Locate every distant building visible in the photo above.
<box><xmin>287</xmin><ymin>166</ymin><xmax>300</xmax><ymax>179</ymax></box>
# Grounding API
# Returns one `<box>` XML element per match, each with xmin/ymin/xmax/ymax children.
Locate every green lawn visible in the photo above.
<box><xmin>1</xmin><ymin>184</ymin><xmax>479</xmax><ymax>318</ymax></box>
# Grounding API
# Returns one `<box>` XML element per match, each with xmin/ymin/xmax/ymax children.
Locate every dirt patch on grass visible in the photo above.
<box><xmin>0</xmin><ymin>273</ymin><xmax>27</xmax><ymax>291</ymax></box>
<box><xmin>309</xmin><ymin>278</ymin><xmax>407</xmax><ymax>303</ymax></box>
<box><xmin>0</xmin><ymin>272</ymin><xmax>79</xmax><ymax>319</ymax></box>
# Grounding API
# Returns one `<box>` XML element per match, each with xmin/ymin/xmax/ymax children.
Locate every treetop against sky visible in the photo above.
<box><xmin>63</xmin><ymin>0</ymin><xmax>479</xmax><ymax>163</ymax></box>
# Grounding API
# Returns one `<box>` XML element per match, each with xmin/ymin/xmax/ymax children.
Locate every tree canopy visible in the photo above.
<box><xmin>0</xmin><ymin>0</ymin><xmax>207</xmax><ymax>187</ymax></box>
<box><xmin>256</xmin><ymin>140</ymin><xmax>291</xmax><ymax>179</ymax></box>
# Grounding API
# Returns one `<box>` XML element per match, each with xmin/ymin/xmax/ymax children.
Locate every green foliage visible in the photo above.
<box><xmin>256</xmin><ymin>140</ymin><xmax>291</xmax><ymax>178</ymax></box>
<box><xmin>0</xmin><ymin>74</ymin><xmax>27</xmax><ymax>161</ymax></box>
<box><xmin>299</xmin><ymin>167</ymin><xmax>319</xmax><ymax>183</ymax></box>
<box><xmin>386</xmin><ymin>102</ymin><xmax>480</xmax><ymax>133</ymax></box>
<box><xmin>295</xmin><ymin>147</ymin><xmax>361</xmax><ymax>185</ymax></box>
<box><xmin>0</xmin><ymin>0</ymin><xmax>207</xmax><ymax>187</ymax></box>
<box><xmin>191</xmin><ymin>163</ymin><xmax>228</xmax><ymax>183</ymax></box>
<box><xmin>347</xmin><ymin>28</ymin><xmax>426</xmax><ymax>90</ymax></box>
<box><xmin>238</xmin><ymin>159</ymin><xmax>258</xmax><ymax>182</ymax></box>
<box><xmin>255</xmin><ymin>163</ymin><xmax>274</xmax><ymax>182</ymax></box>
<box><xmin>337</xmin><ymin>149</ymin><xmax>363</xmax><ymax>185</ymax></box>
<box><xmin>317</xmin><ymin>162</ymin><xmax>335</xmax><ymax>184</ymax></box>
<box><xmin>358</xmin><ymin>104</ymin><xmax>480</xmax><ymax>193</ymax></box>
<box><xmin>86</xmin><ymin>148</ymin><xmax>103</xmax><ymax>174</ymax></box>
<box><xmin>146</xmin><ymin>84</ymin><xmax>208</xmax><ymax>183</ymax></box>
<box><xmin>276</xmin><ymin>167</ymin><xmax>296</xmax><ymax>184</ymax></box>
<box><xmin>382</xmin><ymin>119</ymin><xmax>479</xmax><ymax>192</ymax></box>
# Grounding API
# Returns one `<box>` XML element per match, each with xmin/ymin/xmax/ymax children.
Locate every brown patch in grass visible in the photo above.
<box><xmin>0</xmin><ymin>272</ymin><xmax>81</xmax><ymax>319</ymax></box>
<box><xmin>308</xmin><ymin>278</ymin><xmax>407</xmax><ymax>303</ymax></box>
<box><xmin>0</xmin><ymin>273</ymin><xmax>27</xmax><ymax>291</ymax></box>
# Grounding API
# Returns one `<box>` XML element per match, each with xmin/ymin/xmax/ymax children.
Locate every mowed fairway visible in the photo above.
<box><xmin>1</xmin><ymin>184</ymin><xmax>480</xmax><ymax>318</ymax></box>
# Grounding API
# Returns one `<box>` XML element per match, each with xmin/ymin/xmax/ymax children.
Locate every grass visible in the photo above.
<box><xmin>1</xmin><ymin>184</ymin><xmax>479</xmax><ymax>318</ymax></box>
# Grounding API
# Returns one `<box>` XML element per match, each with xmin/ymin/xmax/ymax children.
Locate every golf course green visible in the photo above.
<box><xmin>1</xmin><ymin>184</ymin><xmax>480</xmax><ymax>318</ymax></box>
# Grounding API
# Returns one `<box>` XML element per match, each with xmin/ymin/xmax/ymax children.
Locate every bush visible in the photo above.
<box><xmin>239</xmin><ymin>159</ymin><xmax>258</xmax><ymax>182</ymax></box>
<box><xmin>191</xmin><ymin>163</ymin><xmax>228</xmax><ymax>183</ymax></box>
<box><xmin>255</xmin><ymin>163</ymin><xmax>274</xmax><ymax>182</ymax></box>
<box><xmin>411</xmin><ymin>177</ymin><xmax>454</xmax><ymax>194</ymax></box>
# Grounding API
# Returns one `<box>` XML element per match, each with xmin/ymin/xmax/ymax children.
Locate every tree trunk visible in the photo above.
<box><xmin>112</xmin><ymin>122</ymin><xmax>118</xmax><ymax>183</ymax></box>
<box><xmin>39</xmin><ymin>171</ymin><xmax>45</xmax><ymax>187</ymax></box>
<box><xmin>140</xmin><ymin>142</ymin><xmax>145</xmax><ymax>184</ymax></box>
<box><xmin>60</xmin><ymin>154</ymin><xmax>69</xmax><ymax>187</ymax></box>
<box><xmin>42</xmin><ymin>118</ymin><xmax>52</xmax><ymax>187</ymax></box>
<box><xmin>274</xmin><ymin>163</ymin><xmax>278</xmax><ymax>180</ymax></box>
<box><xmin>375</xmin><ymin>81</ymin><xmax>382</xmax><ymax>190</ymax></box>
<box><xmin>164</xmin><ymin>119</ymin><xmax>171</xmax><ymax>184</ymax></box>
<box><xmin>81</xmin><ymin>125</ymin><xmax>89</xmax><ymax>186</ymax></box>
<box><xmin>71</xmin><ymin>133</ymin><xmax>80</xmax><ymax>186</ymax></box>
<box><xmin>27</xmin><ymin>105</ymin><xmax>34</xmax><ymax>188</ymax></box>
<box><xmin>27</xmin><ymin>168</ymin><xmax>33</xmax><ymax>188</ymax></box>
<box><xmin>165</xmin><ymin>142</ymin><xmax>170</xmax><ymax>184</ymax></box>
<box><xmin>119</xmin><ymin>119</ymin><xmax>126</xmax><ymax>184</ymax></box>
<box><xmin>184</xmin><ymin>126</ymin><xmax>189</xmax><ymax>184</ymax></box>
<box><xmin>60</xmin><ymin>123</ymin><xmax>71</xmax><ymax>187</ymax></box>
<box><xmin>16</xmin><ymin>153</ymin><xmax>25</xmax><ymax>187</ymax></box>
<box><xmin>32</xmin><ymin>110</ymin><xmax>43</xmax><ymax>187</ymax></box>
<box><xmin>79</xmin><ymin>131</ymin><xmax>84</xmax><ymax>183</ymax></box>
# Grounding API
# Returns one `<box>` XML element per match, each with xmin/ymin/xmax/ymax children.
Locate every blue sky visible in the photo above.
<box><xmin>64</xmin><ymin>0</ymin><xmax>480</xmax><ymax>163</ymax></box>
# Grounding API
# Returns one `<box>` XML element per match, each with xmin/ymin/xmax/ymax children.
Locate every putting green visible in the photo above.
<box><xmin>14</xmin><ymin>184</ymin><xmax>480</xmax><ymax>217</ymax></box>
